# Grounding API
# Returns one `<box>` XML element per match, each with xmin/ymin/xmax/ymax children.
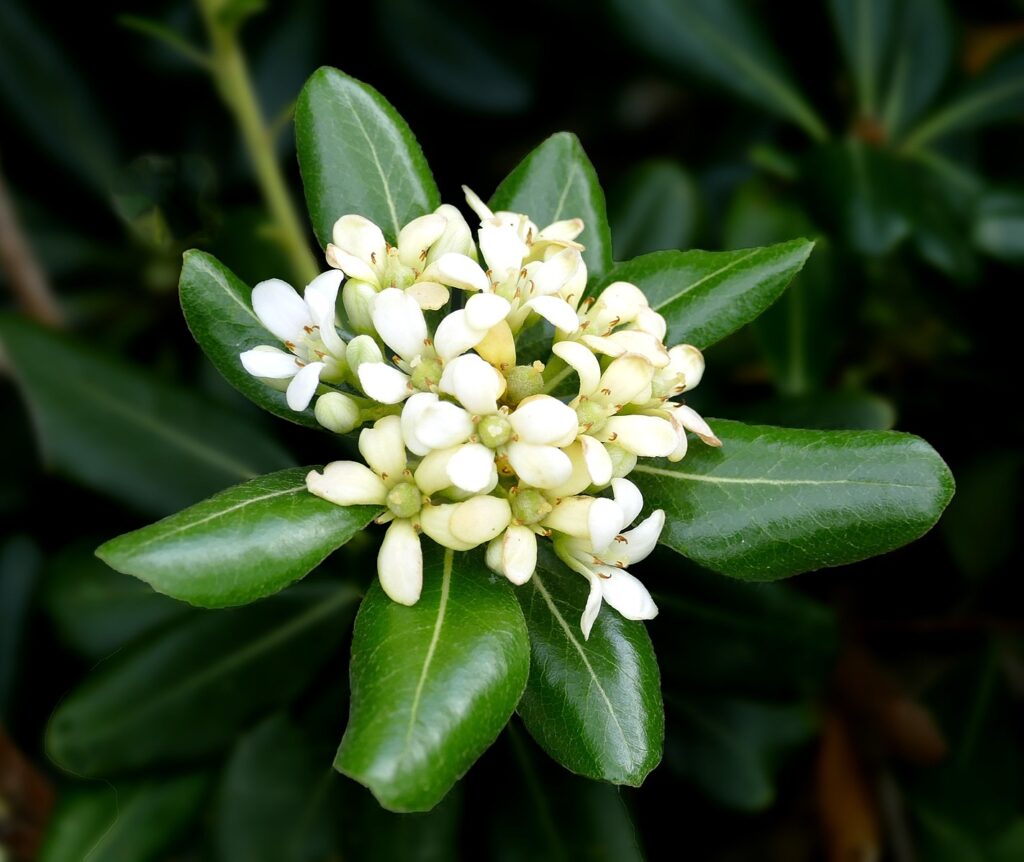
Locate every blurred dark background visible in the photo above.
<box><xmin>2</xmin><ymin>0</ymin><xmax>1023</xmax><ymax>859</ymax></box>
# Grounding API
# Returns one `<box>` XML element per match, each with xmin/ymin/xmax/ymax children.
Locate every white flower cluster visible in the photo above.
<box><xmin>240</xmin><ymin>189</ymin><xmax>720</xmax><ymax>638</ymax></box>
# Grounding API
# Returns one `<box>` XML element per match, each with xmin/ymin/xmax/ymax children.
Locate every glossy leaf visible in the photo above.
<box><xmin>0</xmin><ymin>314</ymin><xmax>294</xmax><ymax>516</ymax></box>
<box><xmin>514</xmin><ymin>547</ymin><xmax>663</xmax><ymax>786</ymax></box>
<box><xmin>973</xmin><ymin>191</ymin><xmax>1024</xmax><ymax>263</ymax></box>
<box><xmin>489</xmin><ymin>132</ymin><xmax>613</xmax><ymax>280</ymax></box>
<box><xmin>902</xmin><ymin>48</ymin><xmax>1024</xmax><ymax>151</ymax></box>
<box><xmin>882</xmin><ymin>0</ymin><xmax>953</xmax><ymax>137</ymax></box>
<box><xmin>295</xmin><ymin>66</ymin><xmax>440</xmax><ymax>246</ymax></box>
<box><xmin>608</xmin><ymin>0</ymin><xmax>827</xmax><ymax>140</ymax></box>
<box><xmin>0</xmin><ymin>536</ymin><xmax>40</xmax><ymax>719</ymax></box>
<box><xmin>46</xmin><ymin>584</ymin><xmax>358</xmax><ymax>776</ymax></box>
<box><xmin>216</xmin><ymin>714</ymin><xmax>342</xmax><ymax>862</ymax></box>
<box><xmin>44</xmin><ymin>544</ymin><xmax>188</xmax><ymax>658</ymax></box>
<box><xmin>609</xmin><ymin>160</ymin><xmax>700</xmax><ymax>260</ymax></box>
<box><xmin>666</xmin><ymin>696</ymin><xmax>817</xmax><ymax>811</ymax></box>
<box><xmin>179</xmin><ymin>250</ymin><xmax>321</xmax><ymax>429</ymax></box>
<box><xmin>38</xmin><ymin>774</ymin><xmax>209</xmax><ymax>862</ymax></box>
<box><xmin>592</xmin><ymin>239</ymin><xmax>813</xmax><ymax>350</ymax></box>
<box><xmin>828</xmin><ymin>0</ymin><xmax>895</xmax><ymax>117</ymax></box>
<box><xmin>635</xmin><ymin>419</ymin><xmax>954</xmax><ymax>580</ymax></box>
<box><xmin>97</xmin><ymin>467</ymin><xmax>378</xmax><ymax>607</ymax></box>
<box><xmin>337</xmin><ymin>547</ymin><xmax>530</xmax><ymax>812</ymax></box>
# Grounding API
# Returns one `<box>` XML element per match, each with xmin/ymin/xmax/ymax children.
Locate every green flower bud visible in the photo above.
<box><xmin>345</xmin><ymin>334</ymin><xmax>383</xmax><ymax>373</ymax></box>
<box><xmin>606</xmin><ymin>444</ymin><xmax>638</xmax><ymax>479</ymax></box>
<box><xmin>505</xmin><ymin>364</ymin><xmax>544</xmax><ymax>405</ymax></box>
<box><xmin>314</xmin><ymin>392</ymin><xmax>361</xmax><ymax>434</ymax></box>
<box><xmin>575</xmin><ymin>398</ymin><xmax>608</xmax><ymax>433</ymax></box>
<box><xmin>342</xmin><ymin>280</ymin><xmax>377</xmax><ymax>335</ymax></box>
<box><xmin>386</xmin><ymin>481</ymin><xmax>422</xmax><ymax>519</ymax></box>
<box><xmin>478</xmin><ymin>414</ymin><xmax>512</xmax><ymax>448</ymax></box>
<box><xmin>511</xmin><ymin>488</ymin><xmax>553</xmax><ymax>525</ymax></box>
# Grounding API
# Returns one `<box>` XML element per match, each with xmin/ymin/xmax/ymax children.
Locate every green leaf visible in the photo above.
<box><xmin>514</xmin><ymin>548</ymin><xmax>663</xmax><ymax>786</ymax></box>
<box><xmin>489</xmin><ymin>132</ymin><xmax>613</xmax><ymax>281</ymax></box>
<box><xmin>38</xmin><ymin>773</ymin><xmax>209</xmax><ymax>862</ymax></box>
<box><xmin>608</xmin><ymin>0</ymin><xmax>828</xmax><ymax>140</ymax></box>
<box><xmin>666</xmin><ymin>696</ymin><xmax>817</xmax><ymax>811</ymax></box>
<box><xmin>97</xmin><ymin>468</ymin><xmax>378</xmax><ymax>607</ymax></box>
<box><xmin>828</xmin><ymin>0</ymin><xmax>895</xmax><ymax>118</ymax></box>
<box><xmin>179</xmin><ymin>250</ymin><xmax>321</xmax><ymax>429</ymax></box>
<box><xmin>635</xmin><ymin>419</ymin><xmax>954</xmax><ymax>580</ymax></box>
<box><xmin>592</xmin><ymin>239</ymin><xmax>814</xmax><ymax>350</ymax></box>
<box><xmin>0</xmin><ymin>536</ymin><xmax>40</xmax><ymax>719</ymax></box>
<box><xmin>215</xmin><ymin>713</ymin><xmax>342</xmax><ymax>862</ymax></box>
<box><xmin>337</xmin><ymin>547</ymin><xmax>530</xmax><ymax>812</ymax></box>
<box><xmin>881</xmin><ymin>0</ymin><xmax>953</xmax><ymax>137</ymax></box>
<box><xmin>609</xmin><ymin>160</ymin><xmax>700</xmax><ymax>260</ymax></box>
<box><xmin>295</xmin><ymin>66</ymin><xmax>440</xmax><ymax>246</ymax></box>
<box><xmin>0</xmin><ymin>314</ymin><xmax>294</xmax><ymax>517</ymax></box>
<box><xmin>44</xmin><ymin>544</ymin><xmax>188</xmax><ymax>658</ymax></box>
<box><xmin>902</xmin><ymin>48</ymin><xmax>1024</xmax><ymax>151</ymax></box>
<box><xmin>46</xmin><ymin>583</ymin><xmax>358</xmax><ymax>776</ymax></box>
<box><xmin>973</xmin><ymin>191</ymin><xmax>1024</xmax><ymax>264</ymax></box>
<box><xmin>0</xmin><ymin>3</ymin><xmax>117</xmax><ymax>195</ymax></box>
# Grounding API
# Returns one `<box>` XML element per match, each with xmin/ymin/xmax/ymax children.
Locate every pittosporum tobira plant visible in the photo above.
<box><xmin>88</xmin><ymin>67</ymin><xmax>954</xmax><ymax>812</ymax></box>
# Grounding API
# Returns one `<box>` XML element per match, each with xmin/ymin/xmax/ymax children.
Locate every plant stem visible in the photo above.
<box><xmin>196</xmin><ymin>0</ymin><xmax>318</xmax><ymax>285</ymax></box>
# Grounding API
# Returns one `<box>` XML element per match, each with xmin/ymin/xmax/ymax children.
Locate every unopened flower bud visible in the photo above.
<box><xmin>342</xmin><ymin>280</ymin><xmax>377</xmax><ymax>334</ymax></box>
<box><xmin>511</xmin><ymin>488</ymin><xmax>552</xmax><ymax>525</ymax></box>
<box><xmin>386</xmin><ymin>481</ymin><xmax>422</xmax><ymax>519</ymax></box>
<box><xmin>426</xmin><ymin>204</ymin><xmax>477</xmax><ymax>262</ymax></box>
<box><xmin>505</xmin><ymin>364</ymin><xmax>544</xmax><ymax>405</ymax></box>
<box><xmin>314</xmin><ymin>392</ymin><xmax>361</xmax><ymax>434</ymax></box>
<box><xmin>345</xmin><ymin>335</ymin><xmax>383</xmax><ymax>374</ymax></box>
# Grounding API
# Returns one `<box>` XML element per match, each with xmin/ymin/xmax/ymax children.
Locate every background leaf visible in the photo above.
<box><xmin>609</xmin><ymin>160</ymin><xmax>700</xmax><ymax>260</ymax></box>
<box><xmin>489</xmin><ymin>132</ymin><xmax>613</xmax><ymax>281</ymax></box>
<box><xmin>608</xmin><ymin>0</ymin><xmax>828</xmax><ymax>140</ymax></box>
<box><xmin>38</xmin><ymin>774</ymin><xmax>209</xmax><ymax>862</ymax></box>
<box><xmin>46</xmin><ymin>583</ymin><xmax>358</xmax><ymax>776</ymax></box>
<box><xmin>295</xmin><ymin>65</ymin><xmax>440</xmax><ymax>246</ymax></box>
<box><xmin>514</xmin><ymin>548</ymin><xmax>663</xmax><ymax>786</ymax></box>
<box><xmin>636</xmin><ymin>419</ymin><xmax>954</xmax><ymax>580</ymax></box>
<box><xmin>828</xmin><ymin>0</ymin><xmax>896</xmax><ymax>118</ymax></box>
<box><xmin>97</xmin><ymin>468</ymin><xmax>378</xmax><ymax>607</ymax></box>
<box><xmin>0</xmin><ymin>536</ymin><xmax>40</xmax><ymax>720</ymax></box>
<box><xmin>0</xmin><ymin>314</ymin><xmax>294</xmax><ymax>517</ymax></box>
<box><xmin>593</xmin><ymin>239</ymin><xmax>813</xmax><ymax>350</ymax></box>
<box><xmin>179</xmin><ymin>250</ymin><xmax>322</xmax><ymax>429</ymax></box>
<box><xmin>337</xmin><ymin>547</ymin><xmax>530</xmax><ymax>812</ymax></box>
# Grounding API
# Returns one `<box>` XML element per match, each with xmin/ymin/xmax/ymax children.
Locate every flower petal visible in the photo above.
<box><xmin>358</xmin><ymin>415</ymin><xmax>407</xmax><ymax>481</ymax></box>
<box><xmin>595</xmin><ymin>566</ymin><xmax>658</xmax><ymax>622</ymax></box>
<box><xmin>611</xmin><ymin>478</ymin><xmax>644</xmax><ymax>528</ymax></box>
<box><xmin>419</xmin><ymin>503</ymin><xmax>476</xmax><ymax>551</ymax></box>
<box><xmin>422</xmin><ymin>252</ymin><xmax>490</xmax><ymax>293</ymax></box>
<box><xmin>406</xmin><ymin>281</ymin><xmax>450</xmax><ymax>311</ymax></box>
<box><xmin>479</xmin><ymin>219</ymin><xmax>527</xmax><ymax>279</ymax></box>
<box><xmin>487</xmin><ymin>525</ymin><xmax>537</xmax><ymax>586</ymax></box>
<box><xmin>674</xmin><ymin>404</ymin><xmax>722</xmax><ymax>446</ymax></box>
<box><xmin>401</xmin><ymin>392</ymin><xmax>440</xmax><ymax>456</ymax></box>
<box><xmin>397</xmin><ymin>213</ymin><xmax>447</xmax><ymax>269</ymax></box>
<box><xmin>371</xmin><ymin>287</ymin><xmax>428</xmax><ymax>363</ymax></box>
<box><xmin>506</xmin><ymin>442</ymin><xmax>573</xmax><ymax>489</ymax></box>
<box><xmin>612</xmin><ymin>509</ymin><xmax>665</xmax><ymax>567</ymax></box>
<box><xmin>240</xmin><ymin>345</ymin><xmax>299</xmax><ymax>379</ymax></box>
<box><xmin>450</xmin><ymin>495</ymin><xmax>511</xmax><ymax>547</ymax></box>
<box><xmin>464</xmin><ymin>292</ymin><xmax>511</xmax><ymax>331</ymax></box>
<box><xmin>433</xmin><ymin>309</ymin><xmax>484</xmax><ymax>361</ymax></box>
<box><xmin>579</xmin><ymin>435</ymin><xmax>613</xmax><ymax>487</ymax></box>
<box><xmin>523</xmin><ymin>296</ymin><xmax>580</xmax><ymax>334</ymax></box>
<box><xmin>251</xmin><ymin>278</ymin><xmax>313</xmax><ymax>343</ymax></box>
<box><xmin>377</xmin><ymin>519</ymin><xmax>423</xmax><ymax>606</ymax></box>
<box><xmin>509</xmin><ymin>395</ymin><xmax>579</xmax><ymax>447</ymax></box>
<box><xmin>358</xmin><ymin>362</ymin><xmax>412</xmax><ymax>404</ymax></box>
<box><xmin>439</xmin><ymin>353</ymin><xmax>504</xmax><ymax>416</ymax></box>
<box><xmin>304</xmin><ymin>270</ymin><xmax>346</xmax><ymax>356</ymax></box>
<box><xmin>552</xmin><ymin>341</ymin><xmax>600</xmax><ymax>396</ymax></box>
<box><xmin>598</xmin><ymin>415</ymin><xmax>677</xmax><ymax>457</ymax></box>
<box><xmin>415</xmin><ymin>400</ymin><xmax>474</xmax><ymax>450</ymax></box>
<box><xmin>286</xmin><ymin>361</ymin><xmax>324</xmax><ymax>411</ymax></box>
<box><xmin>446</xmin><ymin>443</ymin><xmax>497</xmax><ymax>493</ymax></box>
<box><xmin>598</xmin><ymin>355</ymin><xmax>655</xmax><ymax>406</ymax></box>
<box><xmin>331</xmin><ymin>214</ymin><xmax>386</xmax><ymax>281</ymax></box>
<box><xmin>588</xmin><ymin>497</ymin><xmax>625</xmax><ymax>555</ymax></box>
<box><xmin>305</xmin><ymin>461</ymin><xmax>388</xmax><ymax>506</ymax></box>
<box><xmin>580</xmin><ymin>571</ymin><xmax>604</xmax><ymax>641</ymax></box>
<box><xmin>462</xmin><ymin>185</ymin><xmax>494</xmax><ymax>221</ymax></box>
<box><xmin>530</xmin><ymin>248</ymin><xmax>581</xmax><ymax>296</ymax></box>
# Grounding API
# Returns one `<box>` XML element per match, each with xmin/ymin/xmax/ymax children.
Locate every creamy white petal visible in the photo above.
<box><xmin>401</xmin><ymin>392</ymin><xmax>439</xmax><ymax>456</ymax></box>
<box><xmin>487</xmin><ymin>525</ymin><xmax>537</xmax><ymax>585</ymax></box>
<box><xmin>605</xmin><ymin>331</ymin><xmax>670</xmax><ymax>367</ymax></box>
<box><xmin>675</xmin><ymin>404</ymin><xmax>721</xmax><ymax>446</ymax></box>
<box><xmin>509</xmin><ymin>395</ymin><xmax>579</xmax><ymax>446</ymax></box>
<box><xmin>439</xmin><ymin>354</ymin><xmax>503</xmax><ymax>416</ymax></box>
<box><xmin>474</xmin><ymin>320</ymin><xmax>516</xmax><ymax>368</ymax></box>
<box><xmin>462</xmin><ymin>185</ymin><xmax>494</xmax><ymax>221</ymax></box>
<box><xmin>611</xmin><ymin>478</ymin><xmax>644</xmax><ymax>528</ymax></box>
<box><xmin>531</xmin><ymin>248</ymin><xmax>581</xmax><ymax>296</ymax></box>
<box><xmin>341</xmin><ymin>280</ymin><xmax>378</xmax><ymax>335</ymax></box>
<box><xmin>371</xmin><ymin>288</ymin><xmax>428</xmax><ymax>363</ymax></box>
<box><xmin>251</xmin><ymin>278</ymin><xmax>313</xmax><ymax>343</ymax></box>
<box><xmin>331</xmin><ymin>214</ymin><xmax>386</xmax><ymax>277</ymax></box>
<box><xmin>406</xmin><ymin>281</ymin><xmax>450</xmax><ymax>311</ymax></box>
<box><xmin>450</xmin><ymin>495</ymin><xmax>511</xmax><ymax>547</ymax></box>
<box><xmin>634</xmin><ymin>307</ymin><xmax>667</xmax><ymax>341</ymax></box>
<box><xmin>286</xmin><ymin>361</ymin><xmax>324</xmax><ymax>411</ymax></box>
<box><xmin>419</xmin><ymin>503</ymin><xmax>476</xmax><ymax>551</ymax></box>
<box><xmin>377</xmin><ymin>520</ymin><xmax>423</xmax><ymax>606</ymax></box>
<box><xmin>358</xmin><ymin>362</ymin><xmax>412</xmax><ymax>404</ymax></box>
<box><xmin>552</xmin><ymin>341</ymin><xmax>600</xmax><ymax>396</ymax></box>
<box><xmin>303</xmin><ymin>270</ymin><xmax>343</xmax><ymax>324</ymax></box>
<box><xmin>538</xmin><ymin>218</ymin><xmax>585</xmax><ymax>243</ymax></box>
<box><xmin>523</xmin><ymin>296</ymin><xmax>580</xmax><ymax>334</ymax></box>
<box><xmin>506</xmin><ymin>442</ymin><xmax>573</xmax><ymax>489</ymax></box>
<box><xmin>240</xmin><ymin>345</ymin><xmax>299</xmax><ymax>379</ymax></box>
<box><xmin>598</xmin><ymin>355</ymin><xmax>655</xmax><ymax>406</ymax></box>
<box><xmin>479</xmin><ymin>219</ymin><xmax>527</xmax><ymax>278</ymax></box>
<box><xmin>579</xmin><ymin>435</ymin><xmax>613</xmax><ymax>486</ymax></box>
<box><xmin>542</xmin><ymin>496</ymin><xmax>594</xmax><ymax>539</ymax></box>
<box><xmin>599</xmin><ymin>415</ymin><xmax>677</xmax><ymax>457</ymax></box>
<box><xmin>667</xmin><ymin>424</ymin><xmax>688</xmax><ymax>462</ymax></box>
<box><xmin>596</xmin><ymin>567</ymin><xmax>658</xmax><ymax>622</ymax></box>
<box><xmin>358</xmin><ymin>415</ymin><xmax>407</xmax><ymax>481</ymax></box>
<box><xmin>446</xmin><ymin>443</ymin><xmax>497</xmax><ymax>493</ymax></box>
<box><xmin>544</xmin><ymin>441</ymin><xmax>594</xmax><ymax>498</ymax></box>
<box><xmin>422</xmin><ymin>252</ymin><xmax>490</xmax><ymax>293</ymax></box>
<box><xmin>412</xmin><ymin>446</ymin><xmax>457</xmax><ymax>495</ymax></box>
<box><xmin>588</xmin><ymin>496</ymin><xmax>625</xmax><ymax>555</ymax></box>
<box><xmin>415</xmin><ymin>400</ymin><xmax>474</xmax><ymax>450</ymax></box>
<box><xmin>593</xmin><ymin>281</ymin><xmax>649</xmax><ymax>321</ymax></box>
<box><xmin>613</xmin><ymin>509</ymin><xmax>665</xmax><ymax>566</ymax></box>
<box><xmin>433</xmin><ymin>309</ymin><xmax>484</xmax><ymax>361</ymax></box>
<box><xmin>667</xmin><ymin>344</ymin><xmax>705</xmax><ymax>391</ymax></box>
<box><xmin>397</xmin><ymin>213</ymin><xmax>447</xmax><ymax>268</ymax></box>
<box><xmin>305</xmin><ymin>461</ymin><xmax>388</xmax><ymax>506</ymax></box>
<box><xmin>580</xmin><ymin>572</ymin><xmax>604</xmax><ymax>640</ymax></box>
<box><xmin>464</xmin><ymin>292</ymin><xmax>511</xmax><ymax>331</ymax></box>
<box><xmin>427</xmin><ymin>204</ymin><xmax>476</xmax><ymax>262</ymax></box>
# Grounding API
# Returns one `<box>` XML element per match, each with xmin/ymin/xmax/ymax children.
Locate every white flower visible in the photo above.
<box><xmin>306</xmin><ymin>415</ymin><xmax>424</xmax><ymax>605</ymax></box>
<box><xmin>239</xmin><ymin>271</ymin><xmax>346</xmax><ymax>411</ymax></box>
<box><xmin>486</xmin><ymin>523</ymin><xmax>538</xmax><ymax>585</ymax></box>
<box><xmin>549</xmin><ymin>479</ymin><xmax>662</xmax><ymax>638</ymax></box>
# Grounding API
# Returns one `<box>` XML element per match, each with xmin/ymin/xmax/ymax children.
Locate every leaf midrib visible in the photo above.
<box><xmin>649</xmin><ymin>248</ymin><xmax>761</xmax><ymax>313</ymax></box>
<box><xmin>635</xmin><ymin>463</ymin><xmax>934</xmax><ymax>489</ymax></box>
